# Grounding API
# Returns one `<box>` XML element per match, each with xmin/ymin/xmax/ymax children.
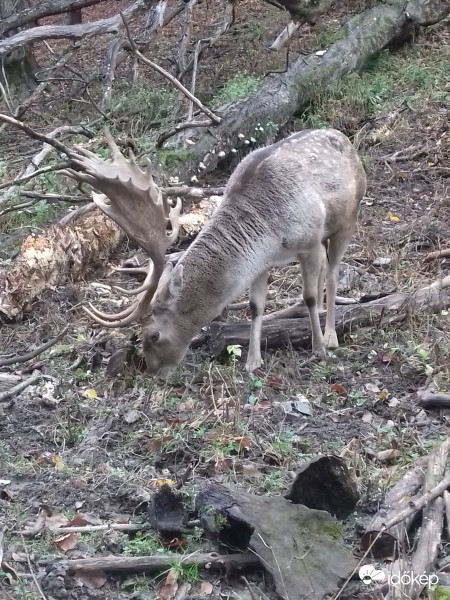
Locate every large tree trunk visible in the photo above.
<box><xmin>0</xmin><ymin>0</ymin><xmax>39</xmax><ymax>96</ymax></box>
<box><xmin>162</xmin><ymin>0</ymin><xmax>450</xmax><ymax>183</ymax></box>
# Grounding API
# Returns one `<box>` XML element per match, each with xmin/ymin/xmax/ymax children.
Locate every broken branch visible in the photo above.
<box><xmin>0</xmin><ymin>371</ymin><xmax>42</xmax><ymax>403</ymax></box>
<box><xmin>64</xmin><ymin>551</ymin><xmax>261</xmax><ymax>574</ymax></box>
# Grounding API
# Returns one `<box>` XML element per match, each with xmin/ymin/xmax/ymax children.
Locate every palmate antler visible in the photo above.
<box><xmin>60</xmin><ymin>129</ymin><xmax>181</xmax><ymax>327</ymax></box>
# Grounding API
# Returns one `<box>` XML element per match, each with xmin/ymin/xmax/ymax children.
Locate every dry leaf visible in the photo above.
<box><xmin>124</xmin><ymin>409</ymin><xmax>141</xmax><ymax>424</ymax></box>
<box><xmin>330</xmin><ymin>383</ymin><xmax>347</xmax><ymax>395</ymax></box>
<box><xmin>365</xmin><ymin>382</ymin><xmax>380</xmax><ymax>393</ymax></box>
<box><xmin>67</xmin><ymin>513</ymin><xmax>102</xmax><ymax>527</ymax></box>
<box><xmin>11</xmin><ymin>552</ymin><xmax>28</xmax><ymax>563</ymax></box>
<box><xmin>45</xmin><ymin>511</ymin><xmax>69</xmax><ymax>531</ymax></box>
<box><xmin>375</xmin><ymin>449</ymin><xmax>401</xmax><ymax>462</ymax></box>
<box><xmin>158</xmin><ymin>567</ymin><xmax>179</xmax><ymax>599</ymax></box>
<box><xmin>74</xmin><ymin>568</ymin><xmax>107</xmax><ymax>590</ymax></box>
<box><xmin>387</xmin><ymin>213</ymin><xmax>399</xmax><ymax>222</ymax></box>
<box><xmin>239</xmin><ymin>463</ymin><xmax>263</xmax><ymax>477</ymax></box>
<box><xmin>83</xmin><ymin>388</ymin><xmax>98</xmax><ymax>399</ymax></box>
<box><xmin>51</xmin><ymin>455</ymin><xmax>64</xmax><ymax>470</ymax></box>
<box><xmin>199</xmin><ymin>581</ymin><xmax>214</xmax><ymax>595</ymax></box>
<box><xmin>54</xmin><ymin>532</ymin><xmax>78</xmax><ymax>552</ymax></box>
<box><xmin>361</xmin><ymin>411</ymin><xmax>373</xmax><ymax>423</ymax></box>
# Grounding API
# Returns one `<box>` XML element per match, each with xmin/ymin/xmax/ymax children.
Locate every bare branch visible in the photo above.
<box><xmin>120</xmin><ymin>14</ymin><xmax>221</xmax><ymax>125</ymax></box>
<box><xmin>0</xmin><ymin>0</ymin><xmax>107</xmax><ymax>37</ymax></box>
<box><xmin>0</xmin><ymin>372</ymin><xmax>42</xmax><ymax>403</ymax></box>
<box><xmin>0</xmin><ymin>163</ymin><xmax>70</xmax><ymax>193</ymax></box>
<box><xmin>0</xmin><ymin>1</ymin><xmax>152</xmax><ymax>57</ymax></box>
<box><xmin>156</xmin><ymin>120</ymin><xmax>213</xmax><ymax>149</ymax></box>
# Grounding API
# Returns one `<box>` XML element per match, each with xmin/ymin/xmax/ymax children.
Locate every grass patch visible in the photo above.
<box><xmin>212</xmin><ymin>73</ymin><xmax>261</xmax><ymax>106</ymax></box>
<box><xmin>111</xmin><ymin>81</ymin><xmax>174</xmax><ymax>124</ymax></box>
<box><xmin>302</xmin><ymin>43</ymin><xmax>450</xmax><ymax>127</ymax></box>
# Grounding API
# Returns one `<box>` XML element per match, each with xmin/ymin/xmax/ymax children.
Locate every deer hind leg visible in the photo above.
<box><xmin>245</xmin><ymin>270</ymin><xmax>269</xmax><ymax>372</ymax></box>
<box><xmin>317</xmin><ymin>242</ymin><xmax>327</xmax><ymax>312</ymax></box>
<box><xmin>299</xmin><ymin>247</ymin><xmax>326</xmax><ymax>359</ymax></box>
<box><xmin>324</xmin><ymin>227</ymin><xmax>355</xmax><ymax>348</ymax></box>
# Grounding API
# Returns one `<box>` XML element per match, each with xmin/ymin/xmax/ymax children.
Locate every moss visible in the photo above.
<box><xmin>155</xmin><ymin>150</ymin><xmax>194</xmax><ymax>168</ymax></box>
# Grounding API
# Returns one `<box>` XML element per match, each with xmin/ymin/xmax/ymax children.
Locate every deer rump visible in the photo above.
<box><xmin>61</xmin><ymin>128</ymin><xmax>366</xmax><ymax>374</ymax></box>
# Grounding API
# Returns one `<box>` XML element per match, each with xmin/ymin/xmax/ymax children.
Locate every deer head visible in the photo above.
<box><xmin>61</xmin><ymin>129</ymin><xmax>185</xmax><ymax>373</ymax></box>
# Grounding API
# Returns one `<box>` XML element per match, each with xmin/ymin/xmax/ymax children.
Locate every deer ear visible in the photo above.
<box><xmin>168</xmin><ymin>265</ymin><xmax>184</xmax><ymax>300</ymax></box>
<box><xmin>157</xmin><ymin>264</ymin><xmax>184</xmax><ymax>306</ymax></box>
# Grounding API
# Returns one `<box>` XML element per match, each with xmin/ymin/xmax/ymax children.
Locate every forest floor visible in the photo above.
<box><xmin>0</xmin><ymin>1</ymin><xmax>450</xmax><ymax>599</ymax></box>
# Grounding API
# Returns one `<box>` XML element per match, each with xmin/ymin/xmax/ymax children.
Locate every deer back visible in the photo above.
<box><xmin>157</xmin><ymin>128</ymin><xmax>366</xmax><ymax>321</ymax></box>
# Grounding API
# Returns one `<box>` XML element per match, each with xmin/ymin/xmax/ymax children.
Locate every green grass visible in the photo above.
<box><xmin>212</xmin><ymin>73</ymin><xmax>261</xmax><ymax>106</ymax></box>
<box><xmin>111</xmin><ymin>82</ymin><xmax>174</xmax><ymax>124</ymax></box>
<box><xmin>302</xmin><ymin>43</ymin><xmax>450</xmax><ymax>127</ymax></box>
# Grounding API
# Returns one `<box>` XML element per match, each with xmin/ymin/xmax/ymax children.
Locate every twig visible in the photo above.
<box><xmin>0</xmin><ymin>326</ymin><xmax>70</xmax><ymax>367</ymax></box>
<box><xmin>58</xmin><ymin>202</ymin><xmax>96</xmax><ymax>225</ymax></box>
<box><xmin>0</xmin><ymin>163</ymin><xmax>70</xmax><ymax>193</ymax></box>
<box><xmin>64</xmin><ymin>551</ymin><xmax>261</xmax><ymax>573</ymax></box>
<box><xmin>156</xmin><ymin>119</ymin><xmax>212</xmax><ymax>149</ymax></box>
<box><xmin>120</xmin><ymin>13</ymin><xmax>221</xmax><ymax>124</ymax></box>
<box><xmin>20</xmin><ymin>191</ymin><xmax>90</xmax><ymax>203</ymax></box>
<box><xmin>20</xmin><ymin>534</ymin><xmax>48</xmax><ymax>600</ymax></box>
<box><xmin>188</xmin><ymin>39</ymin><xmax>202</xmax><ymax>121</ymax></box>
<box><xmin>0</xmin><ymin>114</ymin><xmax>76</xmax><ymax>156</ymax></box>
<box><xmin>424</xmin><ymin>247</ymin><xmax>450</xmax><ymax>262</ymax></box>
<box><xmin>19</xmin><ymin>523</ymin><xmax>146</xmax><ymax>537</ymax></box>
<box><xmin>444</xmin><ymin>490</ymin><xmax>450</xmax><ymax>540</ymax></box>
<box><xmin>0</xmin><ymin>371</ymin><xmax>42</xmax><ymax>403</ymax></box>
<box><xmin>381</xmin><ymin>471</ymin><xmax>450</xmax><ymax>532</ymax></box>
<box><xmin>162</xmin><ymin>185</ymin><xmax>225</xmax><ymax>197</ymax></box>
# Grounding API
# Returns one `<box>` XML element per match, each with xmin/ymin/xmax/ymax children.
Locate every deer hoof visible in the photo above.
<box><xmin>324</xmin><ymin>330</ymin><xmax>339</xmax><ymax>348</ymax></box>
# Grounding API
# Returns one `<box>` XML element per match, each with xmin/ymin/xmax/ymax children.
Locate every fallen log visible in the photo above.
<box><xmin>197</xmin><ymin>277</ymin><xmax>450</xmax><ymax>356</ymax></box>
<box><xmin>0</xmin><ymin>211</ymin><xmax>122</xmax><ymax>320</ymax></box>
<box><xmin>161</xmin><ymin>0</ymin><xmax>450</xmax><ymax>181</ymax></box>
<box><xmin>361</xmin><ymin>457</ymin><xmax>428</xmax><ymax>559</ymax></box>
<box><xmin>383</xmin><ymin>438</ymin><xmax>450</xmax><ymax>599</ymax></box>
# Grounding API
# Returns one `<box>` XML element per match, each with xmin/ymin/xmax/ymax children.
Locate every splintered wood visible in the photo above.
<box><xmin>0</xmin><ymin>212</ymin><xmax>122</xmax><ymax>319</ymax></box>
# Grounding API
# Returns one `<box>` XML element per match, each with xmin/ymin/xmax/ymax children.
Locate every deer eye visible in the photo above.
<box><xmin>150</xmin><ymin>332</ymin><xmax>160</xmax><ymax>343</ymax></box>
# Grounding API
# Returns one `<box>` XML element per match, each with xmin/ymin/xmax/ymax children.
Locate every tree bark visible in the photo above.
<box><xmin>0</xmin><ymin>0</ymin><xmax>106</xmax><ymax>37</ymax></box>
<box><xmin>0</xmin><ymin>0</ymin><xmax>39</xmax><ymax>95</ymax></box>
<box><xmin>196</xmin><ymin>281</ymin><xmax>450</xmax><ymax>355</ymax></box>
<box><xmin>0</xmin><ymin>1</ymin><xmax>156</xmax><ymax>57</ymax></box>
<box><xmin>160</xmin><ymin>0</ymin><xmax>450</xmax><ymax>182</ymax></box>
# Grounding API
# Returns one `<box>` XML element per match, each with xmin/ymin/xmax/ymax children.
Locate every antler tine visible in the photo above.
<box><xmin>85</xmin><ymin>301</ymin><xmax>138</xmax><ymax>321</ymax></box>
<box><xmin>103</xmin><ymin>127</ymin><xmax>123</xmax><ymax>161</ymax></box>
<box><xmin>166</xmin><ymin>198</ymin><xmax>182</xmax><ymax>244</ymax></box>
<box><xmin>111</xmin><ymin>265</ymin><xmax>149</xmax><ymax>276</ymax></box>
<box><xmin>113</xmin><ymin>262</ymin><xmax>156</xmax><ymax>296</ymax></box>
<box><xmin>83</xmin><ymin>303</ymin><xmax>141</xmax><ymax>328</ymax></box>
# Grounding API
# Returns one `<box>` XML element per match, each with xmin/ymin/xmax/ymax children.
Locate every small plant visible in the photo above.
<box><xmin>155</xmin><ymin>149</ymin><xmax>194</xmax><ymax>168</ymax></box>
<box><xmin>122</xmin><ymin>532</ymin><xmax>162</xmax><ymax>556</ymax></box>
<box><xmin>212</xmin><ymin>74</ymin><xmax>261</xmax><ymax>106</ymax></box>
<box><xmin>171</xmin><ymin>562</ymin><xmax>199</xmax><ymax>583</ymax></box>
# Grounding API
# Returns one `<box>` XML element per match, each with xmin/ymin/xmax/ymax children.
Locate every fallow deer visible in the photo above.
<box><xmin>62</xmin><ymin>128</ymin><xmax>366</xmax><ymax>374</ymax></box>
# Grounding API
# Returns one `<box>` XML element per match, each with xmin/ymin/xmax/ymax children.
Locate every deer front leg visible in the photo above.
<box><xmin>245</xmin><ymin>271</ymin><xmax>269</xmax><ymax>372</ymax></box>
<box><xmin>323</xmin><ymin>228</ymin><xmax>355</xmax><ymax>348</ymax></box>
<box><xmin>300</xmin><ymin>250</ymin><xmax>326</xmax><ymax>359</ymax></box>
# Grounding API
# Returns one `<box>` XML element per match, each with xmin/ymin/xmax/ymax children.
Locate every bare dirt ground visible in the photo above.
<box><xmin>0</xmin><ymin>1</ymin><xmax>450</xmax><ymax>599</ymax></box>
